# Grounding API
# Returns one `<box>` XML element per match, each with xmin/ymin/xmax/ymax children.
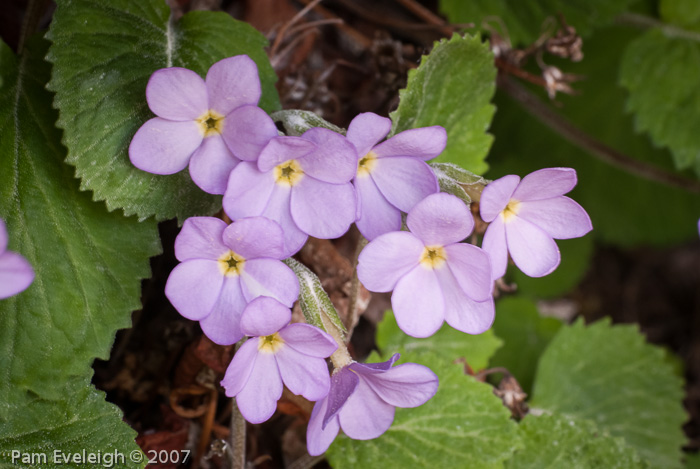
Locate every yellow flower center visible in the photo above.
<box><xmin>502</xmin><ymin>199</ymin><xmax>521</xmax><ymax>222</ymax></box>
<box><xmin>258</xmin><ymin>332</ymin><xmax>285</xmax><ymax>353</ymax></box>
<box><xmin>357</xmin><ymin>151</ymin><xmax>378</xmax><ymax>177</ymax></box>
<box><xmin>274</xmin><ymin>160</ymin><xmax>304</xmax><ymax>186</ymax></box>
<box><xmin>196</xmin><ymin>109</ymin><xmax>224</xmax><ymax>137</ymax></box>
<box><xmin>218</xmin><ymin>250</ymin><xmax>246</xmax><ymax>277</ymax></box>
<box><xmin>419</xmin><ymin>245</ymin><xmax>447</xmax><ymax>270</ymax></box>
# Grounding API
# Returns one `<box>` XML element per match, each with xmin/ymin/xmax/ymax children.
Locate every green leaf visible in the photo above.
<box><xmin>326</xmin><ymin>351</ymin><xmax>521</xmax><ymax>468</ymax></box>
<box><xmin>0</xmin><ymin>379</ymin><xmax>145</xmax><ymax>468</ymax></box>
<box><xmin>508</xmin><ymin>236</ymin><xmax>594</xmax><ymax>298</ymax></box>
<box><xmin>0</xmin><ymin>35</ymin><xmax>156</xmax><ymax>466</ymax></box>
<box><xmin>283</xmin><ymin>258</ymin><xmax>345</xmax><ymax>334</ymax></box>
<box><xmin>439</xmin><ymin>0</ymin><xmax>636</xmax><ymax>45</ymax></box>
<box><xmin>489</xmin><ymin>297</ymin><xmax>562</xmax><ymax>394</ymax></box>
<box><xmin>506</xmin><ymin>413</ymin><xmax>645</xmax><ymax>469</ymax></box>
<box><xmin>46</xmin><ymin>0</ymin><xmax>280</xmax><ymax>221</ymax></box>
<box><xmin>377</xmin><ymin>309</ymin><xmax>502</xmax><ymax>371</ymax></box>
<box><xmin>661</xmin><ymin>0</ymin><xmax>700</xmax><ymax>32</ymax></box>
<box><xmin>531</xmin><ymin>319</ymin><xmax>687</xmax><ymax>468</ymax></box>
<box><xmin>685</xmin><ymin>452</ymin><xmax>700</xmax><ymax>468</ymax></box>
<box><xmin>486</xmin><ymin>26</ymin><xmax>700</xmax><ymax>245</ymax></box>
<box><xmin>391</xmin><ymin>34</ymin><xmax>496</xmax><ymax>175</ymax></box>
<box><xmin>620</xmin><ymin>28</ymin><xmax>700</xmax><ymax>175</ymax></box>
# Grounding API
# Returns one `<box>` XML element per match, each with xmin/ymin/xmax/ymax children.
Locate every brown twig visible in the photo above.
<box><xmin>345</xmin><ymin>236</ymin><xmax>367</xmax><ymax>342</ymax></box>
<box><xmin>499</xmin><ymin>76</ymin><xmax>700</xmax><ymax>195</ymax></box>
<box><xmin>270</xmin><ymin>0</ymin><xmax>324</xmax><ymax>57</ymax></box>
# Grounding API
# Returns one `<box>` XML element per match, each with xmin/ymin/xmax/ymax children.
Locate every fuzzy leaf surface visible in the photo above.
<box><xmin>440</xmin><ymin>0</ymin><xmax>635</xmax><ymax>45</ymax></box>
<box><xmin>326</xmin><ymin>350</ymin><xmax>520</xmax><ymax>468</ymax></box>
<box><xmin>391</xmin><ymin>34</ymin><xmax>496</xmax><ymax>175</ymax></box>
<box><xmin>377</xmin><ymin>309</ymin><xmax>502</xmax><ymax>372</ymax></box>
<box><xmin>46</xmin><ymin>0</ymin><xmax>279</xmax><ymax>221</ymax></box>
<box><xmin>620</xmin><ymin>28</ymin><xmax>700</xmax><ymax>175</ymax></box>
<box><xmin>505</xmin><ymin>413</ymin><xmax>645</xmax><ymax>469</ymax></box>
<box><xmin>0</xmin><ymin>36</ymin><xmax>156</xmax><ymax>464</ymax></box>
<box><xmin>531</xmin><ymin>319</ymin><xmax>687</xmax><ymax>468</ymax></box>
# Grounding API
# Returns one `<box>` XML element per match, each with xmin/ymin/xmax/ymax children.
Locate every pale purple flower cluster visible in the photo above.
<box><xmin>0</xmin><ymin>218</ymin><xmax>34</xmax><ymax>300</ymax></box>
<box><xmin>130</xmin><ymin>56</ymin><xmax>593</xmax><ymax>455</ymax></box>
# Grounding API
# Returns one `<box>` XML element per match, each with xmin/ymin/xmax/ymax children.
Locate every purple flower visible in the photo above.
<box><xmin>480</xmin><ymin>168</ymin><xmax>593</xmax><ymax>279</ymax></box>
<box><xmin>129</xmin><ymin>56</ymin><xmax>278</xmax><ymax>194</ymax></box>
<box><xmin>306</xmin><ymin>353</ymin><xmax>438</xmax><ymax>456</ymax></box>
<box><xmin>347</xmin><ymin>113</ymin><xmax>444</xmax><ymax>240</ymax></box>
<box><xmin>0</xmin><ymin>218</ymin><xmax>34</xmax><ymax>300</ymax></box>
<box><xmin>221</xmin><ymin>297</ymin><xmax>337</xmax><ymax>424</ymax></box>
<box><xmin>358</xmin><ymin>193</ymin><xmax>494</xmax><ymax>338</ymax></box>
<box><xmin>165</xmin><ymin>216</ymin><xmax>299</xmax><ymax>345</ymax></box>
<box><xmin>223</xmin><ymin>128</ymin><xmax>357</xmax><ymax>257</ymax></box>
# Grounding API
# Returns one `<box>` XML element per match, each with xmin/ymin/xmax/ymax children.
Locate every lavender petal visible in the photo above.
<box><xmin>173</xmin><ymin>216</ymin><xmax>229</xmax><ymax>262</ymax></box>
<box><xmin>307</xmin><ymin>397</ymin><xmax>340</xmax><ymax>456</ymax></box>
<box><xmin>206</xmin><ymin>55</ymin><xmax>262</xmax><ymax>115</ymax></box>
<box><xmin>517</xmin><ymin>196</ymin><xmax>593</xmax><ymax>239</ymax></box>
<box><xmin>189</xmin><ymin>134</ymin><xmax>240</xmax><ymax>195</ymax></box>
<box><xmin>240</xmin><ymin>296</ymin><xmax>291</xmax><ymax>337</ymax></box>
<box><xmin>371</xmin><ymin>157</ymin><xmax>438</xmax><ymax>212</ymax></box>
<box><xmin>257</xmin><ymin>136</ymin><xmax>316</xmax><ymax>172</ymax></box>
<box><xmin>357</xmin><ymin>232</ymin><xmax>423</xmax><ymax>292</ymax></box>
<box><xmin>479</xmin><ymin>174</ymin><xmax>520</xmax><ymax>222</ymax></box>
<box><xmin>164</xmin><ymin>260</ymin><xmax>223</xmax><ymax>321</ymax></box>
<box><xmin>146</xmin><ymin>67</ymin><xmax>207</xmax><ymax>120</ymax></box>
<box><xmin>239</xmin><ymin>258</ymin><xmax>299</xmax><ymax>307</ymax></box>
<box><xmin>512</xmin><ymin>167</ymin><xmax>577</xmax><ymax>201</ymax></box>
<box><xmin>346</xmin><ymin>112</ymin><xmax>391</xmax><ymax>158</ymax></box>
<box><xmin>290</xmin><ymin>178</ymin><xmax>356</xmax><ymax>239</ymax></box>
<box><xmin>406</xmin><ymin>193</ymin><xmax>473</xmax><ymax>246</ymax></box>
<box><xmin>481</xmin><ymin>216</ymin><xmax>509</xmax><ymax>280</ymax></box>
<box><xmin>235</xmin><ymin>352</ymin><xmax>283</xmax><ymax>424</ymax></box>
<box><xmin>222</xmin><ymin>217</ymin><xmax>286</xmax><ymax>260</ymax></box>
<box><xmin>354</xmin><ymin>175</ymin><xmax>402</xmax><ymax>240</ymax></box>
<box><xmin>435</xmin><ymin>265</ymin><xmax>495</xmax><ymax>334</ymax></box>
<box><xmin>337</xmin><ymin>377</ymin><xmax>395</xmax><ymax>440</ymax></box>
<box><xmin>221</xmin><ymin>338</ymin><xmax>259</xmax><ymax>397</ymax></box>
<box><xmin>223</xmin><ymin>162</ymin><xmax>275</xmax><ymax>220</ymax></box>
<box><xmin>199</xmin><ymin>276</ymin><xmax>247</xmax><ymax>345</ymax></box>
<box><xmin>129</xmin><ymin>118</ymin><xmax>203</xmax><ymax>175</ymax></box>
<box><xmin>221</xmin><ymin>105</ymin><xmax>279</xmax><ymax>161</ymax></box>
<box><xmin>0</xmin><ymin>251</ymin><xmax>35</xmax><ymax>299</ymax></box>
<box><xmin>279</xmin><ymin>323</ymin><xmax>337</xmax><ymax>358</ymax></box>
<box><xmin>373</xmin><ymin>126</ymin><xmax>447</xmax><ymax>161</ymax></box>
<box><xmin>360</xmin><ymin>362</ymin><xmax>438</xmax><ymax>408</ymax></box>
<box><xmin>392</xmin><ymin>266</ymin><xmax>445</xmax><ymax>338</ymax></box>
<box><xmin>506</xmin><ymin>216</ymin><xmax>561</xmax><ymax>278</ymax></box>
<box><xmin>444</xmin><ymin>243</ymin><xmax>493</xmax><ymax>302</ymax></box>
<box><xmin>276</xmin><ymin>345</ymin><xmax>331</xmax><ymax>401</ymax></box>
<box><xmin>299</xmin><ymin>128</ymin><xmax>358</xmax><ymax>184</ymax></box>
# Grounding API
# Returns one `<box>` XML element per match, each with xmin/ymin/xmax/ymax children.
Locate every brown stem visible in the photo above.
<box><xmin>616</xmin><ymin>12</ymin><xmax>700</xmax><ymax>43</ymax></box>
<box><xmin>498</xmin><ymin>76</ymin><xmax>700</xmax><ymax>195</ymax></box>
<box><xmin>345</xmin><ymin>235</ymin><xmax>367</xmax><ymax>342</ymax></box>
<box><xmin>230</xmin><ymin>343</ymin><xmax>246</xmax><ymax>469</ymax></box>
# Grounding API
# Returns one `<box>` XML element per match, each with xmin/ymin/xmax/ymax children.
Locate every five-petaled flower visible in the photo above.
<box><xmin>129</xmin><ymin>56</ymin><xmax>278</xmax><ymax>194</ymax></box>
<box><xmin>221</xmin><ymin>297</ymin><xmax>337</xmax><ymax>424</ymax></box>
<box><xmin>480</xmin><ymin>168</ymin><xmax>592</xmax><ymax>279</ymax></box>
<box><xmin>165</xmin><ymin>216</ymin><xmax>299</xmax><ymax>345</ymax></box>
<box><xmin>223</xmin><ymin>128</ymin><xmax>357</xmax><ymax>257</ymax></box>
<box><xmin>347</xmin><ymin>112</ymin><xmax>444</xmax><ymax>240</ymax></box>
<box><xmin>0</xmin><ymin>218</ymin><xmax>34</xmax><ymax>300</ymax></box>
<box><xmin>306</xmin><ymin>353</ymin><xmax>438</xmax><ymax>456</ymax></box>
<box><xmin>358</xmin><ymin>193</ymin><xmax>494</xmax><ymax>338</ymax></box>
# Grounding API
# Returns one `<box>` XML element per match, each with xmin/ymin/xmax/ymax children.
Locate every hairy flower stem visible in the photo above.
<box><xmin>345</xmin><ymin>235</ymin><xmax>367</xmax><ymax>342</ymax></box>
<box><xmin>230</xmin><ymin>343</ymin><xmax>246</xmax><ymax>469</ymax></box>
<box><xmin>320</xmin><ymin>310</ymin><xmax>353</xmax><ymax>369</ymax></box>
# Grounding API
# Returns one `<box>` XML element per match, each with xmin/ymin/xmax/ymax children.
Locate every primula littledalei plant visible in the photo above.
<box><xmin>128</xmin><ymin>54</ymin><xmax>593</xmax><ymax>457</ymax></box>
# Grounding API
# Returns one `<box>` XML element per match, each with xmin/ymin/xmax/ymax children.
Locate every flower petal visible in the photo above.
<box><xmin>174</xmin><ymin>217</ymin><xmax>229</xmax><ymax>262</ymax></box>
<box><xmin>406</xmin><ymin>193</ymin><xmax>472</xmax><ymax>246</ymax></box>
<box><xmin>235</xmin><ymin>352</ymin><xmax>283</xmax><ymax>424</ymax></box>
<box><xmin>373</xmin><ymin>126</ymin><xmax>447</xmax><ymax>161</ymax></box>
<box><xmin>307</xmin><ymin>397</ymin><xmax>340</xmax><ymax>456</ymax></box>
<box><xmin>240</xmin><ymin>296</ymin><xmax>291</xmax><ymax>336</ymax></box>
<box><xmin>164</xmin><ymin>260</ymin><xmax>223</xmax><ymax>321</ymax></box>
<box><xmin>324</xmin><ymin>367</ymin><xmax>359</xmax><ymax>427</ymax></box>
<box><xmin>258</xmin><ymin>136</ymin><xmax>316</xmax><ymax>172</ymax></box>
<box><xmin>276</xmin><ymin>345</ymin><xmax>331</xmax><ymax>401</ymax></box>
<box><xmin>444</xmin><ymin>243</ymin><xmax>492</xmax><ymax>302</ymax></box>
<box><xmin>206</xmin><ymin>55</ymin><xmax>262</xmax><ymax>115</ymax></box>
<box><xmin>360</xmin><ymin>363</ymin><xmax>438</xmax><ymax>408</ymax></box>
<box><xmin>346</xmin><ymin>112</ymin><xmax>391</xmax><ymax>158</ymax></box>
<box><xmin>0</xmin><ymin>251</ymin><xmax>34</xmax><ymax>299</ymax></box>
<box><xmin>189</xmin><ymin>134</ymin><xmax>240</xmax><ymax>194</ymax></box>
<box><xmin>221</xmin><ymin>105</ymin><xmax>279</xmax><ymax>161</ymax></box>
<box><xmin>129</xmin><ymin>118</ymin><xmax>203</xmax><ymax>175</ymax></box>
<box><xmin>392</xmin><ymin>266</ymin><xmax>445</xmax><ymax>338</ymax></box>
<box><xmin>239</xmin><ymin>258</ymin><xmax>299</xmax><ymax>306</ymax></box>
<box><xmin>279</xmin><ymin>323</ymin><xmax>337</xmax><ymax>357</ymax></box>
<box><xmin>479</xmin><ymin>174</ymin><xmax>520</xmax><ymax>222</ymax></box>
<box><xmin>506</xmin><ymin>216</ymin><xmax>561</xmax><ymax>277</ymax></box>
<box><xmin>481</xmin><ymin>216</ymin><xmax>509</xmax><ymax>280</ymax></box>
<box><xmin>371</xmin><ymin>157</ymin><xmax>438</xmax><ymax>212</ymax></box>
<box><xmin>338</xmin><ymin>377</ymin><xmax>395</xmax><ymax>440</ymax></box>
<box><xmin>290</xmin><ymin>179</ymin><xmax>356</xmax><ymax>239</ymax></box>
<box><xmin>512</xmin><ymin>167</ymin><xmax>577</xmax><ymax>201</ymax></box>
<box><xmin>262</xmin><ymin>185</ymin><xmax>308</xmax><ymax>257</ymax></box>
<box><xmin>354</xmin><ymin>175</ymin><xmax>402</xmax><ymax>241</ymax></box>
<box><xmin>516</xmin><ymin>196</ymin><xmax>592</xmax><ymax>239</ymax></box>
<box><xmin>350</xmin><ymin>354</ymin><xmax>400</xmax><ymax>374</ymax></box>
<box><xmin>146</xmin><ymin>67</ymin><xmax>207</xmax><ymax>120</ymax></box>
<box><xmin>221</xmin><ymin>338</ymin><xmax>259</xmax><ymax>397</ymax></box>
<box><xmin>199</xmin><ymin>277</ymin><xmax>247</xmax><ymax>345</ymax></box>
<box><xmin>357</xmin><ymin>232</ymin><xmax>423</xmax><ymax>292</ymax></box>
<box><xmin>223</xmin><ymin>162</ymin><xmax>275</xmax><ymax>219</ymax></box>
<box><xmin>222</xmin><ymin>217</ymin><xmax>286</xmax><ymax>260</ymax></box>
<box><xmin>435</xmin><ymin>265</ymin><xmax>495</xmax><ymax>334</ymax></box>
<box><xmin>299</xmin><ymin>128</ymin><xmax>357</xmax><ymax>183</ymax></box>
